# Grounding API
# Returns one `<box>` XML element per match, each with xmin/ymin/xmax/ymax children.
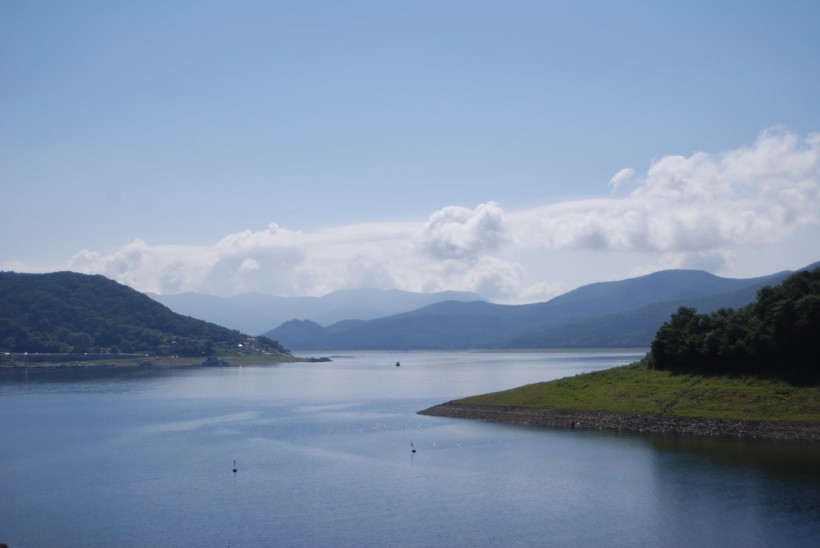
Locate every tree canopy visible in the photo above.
<box><xmin>0</xmin><ymin>271</ymin><xmax>287</xmax><ymax>355</ymax></box>
<box><xmin>649</xmin><ymin>267</ymin><xmax>820</xmax><ymax>384</ymax></box>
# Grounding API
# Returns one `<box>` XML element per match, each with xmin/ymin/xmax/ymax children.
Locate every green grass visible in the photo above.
<box><xmin>458</xmin><ymin>360</ymin><xmax>820</xmax><ymax>422</ymax></box>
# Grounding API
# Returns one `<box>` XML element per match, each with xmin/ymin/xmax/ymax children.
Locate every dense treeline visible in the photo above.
<box><xmin>649</xmin><ymin>267</ymin><xmax>820</xmax><ymax>384</ymax></box>
<box><xmin>0</xmin><ymin>271</ymin><xmax>287</xmax><ymax>355</ymax></box>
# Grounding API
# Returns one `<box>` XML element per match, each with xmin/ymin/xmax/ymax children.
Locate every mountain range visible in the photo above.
<box><xmin>261</xmin><ymin>262</ymin><xmax>819</xmax><ymax>350</ymax></box>
<box><xmin>149</xmin><ymin>288</ymin><xmax>482</xmax><ymax>334</ymax></box>
<box><xmin>3</xmin><ymin>262</ymin><xmax>817</xmax><ymax>354</ymax></box>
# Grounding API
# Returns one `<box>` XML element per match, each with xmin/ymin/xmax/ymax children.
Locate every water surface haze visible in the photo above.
<box><xmin>2</xmin><ymin>351</ymin><xmax>818</xmax><ymax>547</ymax></box>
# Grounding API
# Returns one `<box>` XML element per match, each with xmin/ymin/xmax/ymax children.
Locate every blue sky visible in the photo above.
<box><xmin>2</xmin><ymin>1</ymin><xmax>819</xmax><ymax>302</ymax></box>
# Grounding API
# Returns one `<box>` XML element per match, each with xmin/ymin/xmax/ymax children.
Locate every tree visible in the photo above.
<box><xmin>648</xmin><ymin>268</ymin><xmax>820</xmax><ymax>384</ymax></box>
<box><xmin>69</xmin><ymin>332</ymin><xmax>94</xmax><ymax>353</ymax></box>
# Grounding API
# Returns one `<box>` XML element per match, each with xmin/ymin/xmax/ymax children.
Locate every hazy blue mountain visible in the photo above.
<box><xmin>501</xmin><ymin>279</ymin><xmax>789</xmax><ymax>348</ymax></box>
<box><xmin>268</xmin><ymin>319</ymin><xmax>327</xmax><ymax>349</ymax></box>
<box><xmin>264</xmin><ymin>265</ymin><xmax>813</xmax><ymax>350</ymax></box>
<box><xmin>149</xmin><ymin>288</ymin><xmax>483</xmax><ymax>335</ymax></box>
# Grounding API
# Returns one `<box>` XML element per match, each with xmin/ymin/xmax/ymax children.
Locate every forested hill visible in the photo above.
<box><xmin>0</xmin><ymin>271</ymin><xmax>287</xmax><ymax>356</ymax></box>
<box><xmin>649</xmin><ymin>267</ymin><xmax>820</xmax><ymax>384</ymax></box>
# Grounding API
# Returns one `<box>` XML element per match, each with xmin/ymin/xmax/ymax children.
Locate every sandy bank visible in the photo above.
<box><xmin>418</xmin><ymin>402</ymin><xmax>820</xmax><ymax>442</ymax></box>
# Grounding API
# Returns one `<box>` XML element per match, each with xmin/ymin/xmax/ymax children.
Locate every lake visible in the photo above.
<box><xmin>1</xmin><ymin>350</ymin><xmax>819</xmax><ymax>547</ymax></box>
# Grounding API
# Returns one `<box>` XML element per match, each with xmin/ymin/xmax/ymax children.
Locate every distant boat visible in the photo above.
<box><xmin>395</xmin><ymin>361</ymin><xmax>401</xmax><ymax>367</ymax></box>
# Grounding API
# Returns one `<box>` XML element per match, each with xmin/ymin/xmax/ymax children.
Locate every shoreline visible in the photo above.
<box><xmin>418</xmin><ymin>402</ymin><xmax>820</xmax><ymax>442</ymax></box>
<box><xmin>0</xmin><ymin>353</ymin><xmax>302</xmax><ymax>370</ymax></box>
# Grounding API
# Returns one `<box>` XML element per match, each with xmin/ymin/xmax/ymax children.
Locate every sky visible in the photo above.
<box><xmin>2</xmin><ymin>0</ymin><xmax>819</xmax><ymax>304</ymax></box>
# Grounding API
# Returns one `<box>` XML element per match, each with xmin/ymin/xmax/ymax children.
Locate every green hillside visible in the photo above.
<box><xmin>431</xmin><ymin>268</ymin><xmax>820</xmax><ymax>426</ymax></box>
<box><xmin>0</xmin><ymin>271</ymin><xmax>288</xmax><ymax>356</ymax></box>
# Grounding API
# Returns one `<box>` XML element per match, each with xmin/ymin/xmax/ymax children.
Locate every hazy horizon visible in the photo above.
<box><xmin>153</xmin><ymin>259</ymin><xmax>816</xmax><ymax>304</ymax></box>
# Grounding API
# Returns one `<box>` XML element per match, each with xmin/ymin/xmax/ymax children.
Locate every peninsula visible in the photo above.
<box><xmin>419</xmin><ymin>360</ymin><xmax>820</xmax><ymax>441</ymax></box>
<box><xmin>421</xmin><ymin>267</ymin><xmax>820</xmax><ymax>442</ymax></box>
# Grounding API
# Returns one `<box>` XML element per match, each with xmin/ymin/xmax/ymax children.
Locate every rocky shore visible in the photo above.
<box><xmin>418</xmin><ymin>402</ymin><xmax>820</xmax><ymax>442</ymax></box>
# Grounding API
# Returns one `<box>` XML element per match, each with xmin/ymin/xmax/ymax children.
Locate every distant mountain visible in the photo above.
<box><xmin>499</xmin><ymin>269</ymin><xmax>793</xmax><ymax>348</ymax></box>
<box><xmin>500</xmin><ymin>282</ymin><xmax>783</xmax><ymax>348</ymax></box>
<box><xmin>264</xmin><ymin>264</ymin><xmax>817</xmax><ymax>350</ymax></box>
<box><xmin>0</xmin><ymin>272</ymin><xmax>287</xmax><ymax>355</ymax></box>
<box><xmin>150</xmin><ymin>288</ymin><xmax>483</xmax><ymax>334</ymax></box>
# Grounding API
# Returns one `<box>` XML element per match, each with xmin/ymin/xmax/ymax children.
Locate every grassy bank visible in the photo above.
<box><xmin>457</xmin><ymin>360</ymin><xmax>820</xmax><ymax>423</ymax></box>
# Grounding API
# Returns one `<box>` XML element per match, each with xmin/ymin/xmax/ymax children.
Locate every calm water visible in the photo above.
<box><xmin>1</xmin><ymin>350</ymin><xmax>819</xmax><ymax>547</ymax></box>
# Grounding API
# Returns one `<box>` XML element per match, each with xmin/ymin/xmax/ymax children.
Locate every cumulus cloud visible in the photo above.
<box><xmin>515</xmin><ymin>128</ymin><xmax>820</xmax><ymax>262</ymax></box>
<box><xmin>419</xmin><ymin>202</ymin><xmax>510</xmax><ymax>260</ymax></box>
<box><xmin>59</xmin><ymin>206</ymin><xmax>521</xmax><ymax>300</ymax></box>
<box><xmin>22</xmin><ymin>127</ymin><xmax>819</xmax><ymax>303</ymax></box>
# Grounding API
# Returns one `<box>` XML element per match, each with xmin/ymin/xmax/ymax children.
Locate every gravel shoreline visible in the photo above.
<box><xmin>418</xmin><ymin>402</ymin><xmax>820</xmax><ymax>442</ymax></box>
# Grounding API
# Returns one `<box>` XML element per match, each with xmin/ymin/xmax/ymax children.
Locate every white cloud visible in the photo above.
<box><xmin>14</xmin><ymin>127</ymin><xmax>819</xmax><ymax>303</ymax></box>
<box><xmin>519</xmin><ymin>279</ymin><xmax>572</xmax><ymax>303</ymax></box>
<box><xmin>609</xmin><ymin>167</ymin><xmax>636</xmax><ymax>191</ymax></box>
<box><xmin>238</xmin><ymin>258</ymin><xmax>260</xmax><ymax>273</ymax></box>
<box><xmin>514</xmin><ymin>128</ymin><xmax>820</xmax><ymax>261</ymax></box>
<box><xmin>52</xmin><ymin>204</ymin><xmax>524</xmax><ymax>301</ymax></box>
<box><xmin>419</xmin><ymin>202</ymin><xmax>510</xmax><ymax>260</ymax></box>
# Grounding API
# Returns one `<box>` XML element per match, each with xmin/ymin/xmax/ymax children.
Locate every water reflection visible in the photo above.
<box><xmin>0</xmin><ymin>366</ymin><xmax>172</xmax><ymax>394</ymax></box>
<box><xmin>644</xmin><ymin>434</ymin><xmax>820</xmax><ymax>547</ymax></box>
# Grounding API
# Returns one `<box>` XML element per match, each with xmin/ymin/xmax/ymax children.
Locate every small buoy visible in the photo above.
<box><xmin>410</xmin><ymin>442</ymin><xmax>416</xmax><ymax>453</ymax></box>
<box><xmin>395</xmin><ymin>361</ymin><xmax>401</xmax><ymax>367</ymax></box>
<box><xmin>232</xmin><ymin>459</ymin><xmax>237</xmax><ymax>473</ymax></box>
